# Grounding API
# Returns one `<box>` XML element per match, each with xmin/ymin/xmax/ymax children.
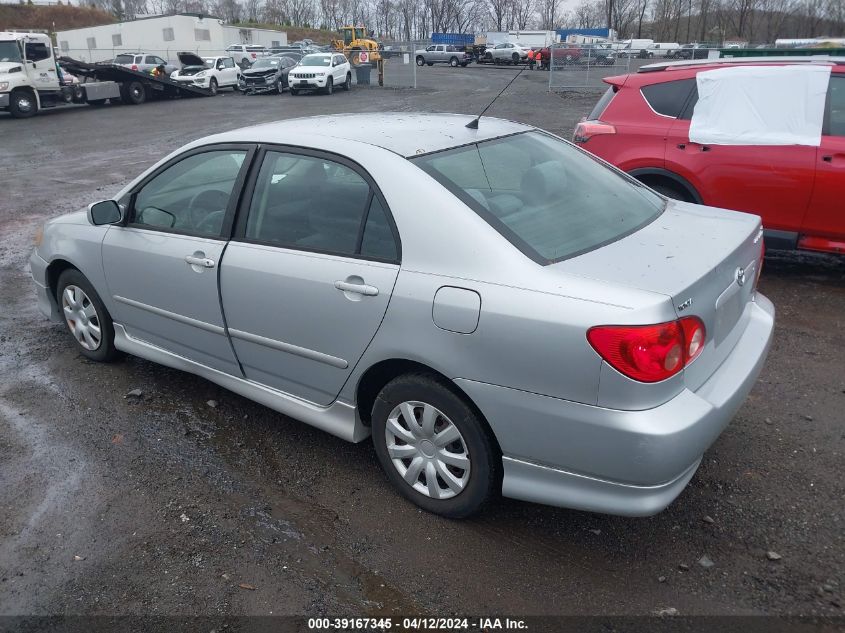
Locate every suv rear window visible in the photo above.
<box><xmin>641</xmin><ymin>79</ymin><xmax>695</xmax><ymax>117</ymax></box>
<box><xmin>114</xmin><ymin>54</ymin><xmax>134</xmax><ymax>63</ymax></box>
<box><xmin>588</xmin><ymin>86</ymin><xmax>617</xmax><ymax>120</ymax></box>
<box><xmin>412</xmin><ymin>132</ymin><xmax>664</xmax><ymax>264</ymax></box>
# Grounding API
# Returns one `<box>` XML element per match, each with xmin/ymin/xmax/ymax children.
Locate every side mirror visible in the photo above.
<box><xmin>88</xmin><ymin>200</ymin><xmax>122</xmax><ymax>225</ymax></box>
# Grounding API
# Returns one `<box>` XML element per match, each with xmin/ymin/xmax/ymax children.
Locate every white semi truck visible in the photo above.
<box><xmin>0</xmin><ymin>31</ymin><xmax>209</xmax><ymax>119</ymax></box>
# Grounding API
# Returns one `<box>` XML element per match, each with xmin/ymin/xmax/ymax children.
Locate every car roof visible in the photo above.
<box><xmin>206</xmin><ymin>113</ymin><xmax>533</xmax><ymax>158</ymax></box>
<box><xmin>638</xmin><ymin>56</ymin><xmax>845</xmax><ymax>73</ymax></box>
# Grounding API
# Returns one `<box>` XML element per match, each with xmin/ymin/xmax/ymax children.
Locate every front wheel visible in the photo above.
<box><xmin>371</xmin><ymin>374</ymin><xmax>499</xmax><ymax>519</ymax></box>
<box><xmin>57</xmin><ymin>269</ymin><xmax>119</xmax><ymax>362</ymax></box>
<box><xmin>343</xmin><ymin>72</ymin><xmax>351</xmax><ymax>91</ymax></box>
<box><xmin>416</xmin><ymin>55</ymin><xmax>425</xmax><ymax>66</ymax></box>
<box><xmin>290</xmin><ymin>88</ymin><xmax>298</xmax><ymax>96</ymax></box>
<box><xmin>209</xmin><ymin>77</ymin><xmax>218</xmax><ymax>95</ymax></box>
<box><xmin>9</xmin><ymin>89</ymin><xmax>38</xmax><ymax>118</ymax></box>
<box><xmin>324</xmin><ymin>77</ymin><xmax>333</xmax><ymax>95</ymax></box>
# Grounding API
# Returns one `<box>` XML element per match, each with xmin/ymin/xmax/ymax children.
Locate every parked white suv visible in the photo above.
<box><xmin>486</xmin><ymin>42</ymin><xmax>530</xmax><ymax>64</ymax></box>
<box><xmin>288</xmin><ymin>53</ymin><xmax>351</xmax><ymax>95</ymax></box>
<box><xmin>225</xmin><ymin>44</ymin><xmax>268</xmax><ymax>69</ymax></box>
<box><xmin>170</xmin><ymin>53</ymin><xmax>240</xmax><ymax>94</ymax></box>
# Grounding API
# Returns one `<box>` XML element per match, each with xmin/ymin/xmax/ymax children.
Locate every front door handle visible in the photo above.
<box><xmin>334</xmin><ymin>280</ymin><xmax>379</xmax><ymax>296</ymax></box>
<box><xmin>822</xmin><ymin>155</ymin><xmax>833</xmax><ymax>163</ymax></box>
<box><xmin>185</xmin><ymin>255</ymin><xmax>215</xmax><ymax>268</ymax></box>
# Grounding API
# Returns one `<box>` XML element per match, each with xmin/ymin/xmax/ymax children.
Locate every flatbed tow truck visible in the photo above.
<box><xmin>1</xmin><ymin>31</ymin><xmax>210</xmax><ymax>119</ymax></box>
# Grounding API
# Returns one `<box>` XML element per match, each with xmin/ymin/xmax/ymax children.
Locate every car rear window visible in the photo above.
<box><xmin>114</xmin><ymin>54</ymin><xmax>134</xmax><ymax>63</ymax></box>
<box><xmin>412</xmin><ymin>131</ymin><xmax>665</xmax><ymax>264</ymax></box>
<box><xmin>641</xmin><ymin>79</ymin><xmax>696</xmax><ymax>117</ymax></box>
<box><xmin>588</xmin><ymin>86</ymin><xmax>617</xmax><ymax>120</ymax></box>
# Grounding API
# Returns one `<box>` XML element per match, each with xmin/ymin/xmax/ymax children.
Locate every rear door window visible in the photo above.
<box><xmin>824</xmin><ymin>75</ymin><xmax>845</xmax><ymax>136</ymax></box>
<box><xmin>641</xmin><ymin>79</ymin><xmax>696</xmax><ymax>117</ymax></box>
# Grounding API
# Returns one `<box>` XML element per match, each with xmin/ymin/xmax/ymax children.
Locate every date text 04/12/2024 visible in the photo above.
<box><xmin>307</xmin><ymin>617</ymin><xmax>529</xmax><ymax>631</ymax></box>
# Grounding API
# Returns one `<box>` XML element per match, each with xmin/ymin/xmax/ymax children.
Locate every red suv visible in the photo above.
<box><xmin>574</xmin><ymin>58</ymin><xmax>845</xmax><ymax>254</ymax></box>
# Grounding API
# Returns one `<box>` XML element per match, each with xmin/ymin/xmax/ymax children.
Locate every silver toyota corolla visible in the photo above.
<box><xmin>30</xmin><ymin>113</ymin><xmax>775</xmax><ymax>518</ymax></box>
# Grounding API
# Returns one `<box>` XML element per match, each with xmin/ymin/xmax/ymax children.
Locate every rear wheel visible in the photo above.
<box><xmin>450</xmin><ymin>56</ymin><xmax>459</xmax><ymax>67</ymax></box>
<box><xmin>427</xmin><ymin>62</ymin><xmax>433</xmax><ymax>66</ymax></box>
<box><xmin>121</xmin><ymin>80</ymin><xmax>146</xmax><ymax>105</ymax></box>
<box><xmin>371</xmin><ymin>374</ymin><xmax>499</xmax><ymax>519</ymax></box>
<box><xmin>9</xmin><ymin>89</ymin><xmax>37</xmax><ymax>118</ymax></box>
<box><xmin>644</xmin><ymin>180</ymin><xmax>696</xmax><ymax>203</ymax></box>
<box><xmin>57</xmin><ymin>269</ymin><xmax>119</xmax><ymax>363</ymax></box>
<box><xmin>512</xmin><ymin>52</ymin><xmax>520</xmax><ymax>64</ymax></box>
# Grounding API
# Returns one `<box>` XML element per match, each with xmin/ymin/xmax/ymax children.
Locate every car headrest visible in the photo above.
<box><xmin>521</xmin><ymin>161</ymin><xmax>567</xmax><ymax>207</ymax></box>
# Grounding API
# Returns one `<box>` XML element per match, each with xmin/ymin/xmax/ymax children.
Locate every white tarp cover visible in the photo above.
<box><xmin>689</xmin><ymin>65</ymin><xmax>831</xmax><ymax>146</ymax></box>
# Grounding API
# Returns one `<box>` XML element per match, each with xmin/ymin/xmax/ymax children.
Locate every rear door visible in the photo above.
<box><xmin>220</xmin><ymin>148</ymin><xmax>401</xmax><ymax>406</ymax></box>
<box><xmin>803</xmin><ymin>73</ymin><xmax>845</xmax><ymax>243</ymax></box>
<box><xmin>666</xmin><ymin>80</ymin><xmax>816</xmax><ymax>232</ymax></box>
<box><xmin>102</xmin><ymin>145</ymin><xmax>253</xmax><ymax>375</ymax></box>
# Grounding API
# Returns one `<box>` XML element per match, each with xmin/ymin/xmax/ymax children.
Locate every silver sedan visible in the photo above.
<box><xmin>30</xmin><ymin>114</ymin><xmax>775</xmax><ymax>518</ymax></box>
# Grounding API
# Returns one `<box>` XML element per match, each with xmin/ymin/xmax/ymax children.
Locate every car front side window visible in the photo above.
<box><xmin>131</xmin><ymin>150</ymin><xmax>246</xmax><ymax>237</ymax></box>
<box><xmin>244</xmin><ymin>151</ymin><xmax>398</xmax><ymax>260</ymax></box>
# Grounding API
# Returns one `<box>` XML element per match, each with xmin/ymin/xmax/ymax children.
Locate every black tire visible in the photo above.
<box><xmin>484</xmin><ymin>52</ymin><xmax>493</xmax><ymax>63</ymax></box>
<box><xmin>343</xmin><ymin>72</ymin><xmax>351</xmax><ymax>91</ymax></box>
<box><xmin>427</xmin><ymin>62</ymin><xmax>433</xmax><ymax>66</ymax></box>
<box><xmin>324</xmin><ymin>76</ymin><xmax>333</xmax><ymax>95</ymax></box>
<box><xmin>121</xmin><ymin>80</ymin><xmax>146</xmax><ymax>105</ymax></box>
<box><xmin>460</xmin><ymin>62</ymin><xmax>468</xmax><ymax>67</ymax></box>
<box><xmin>416</xmin><ymin>55</ymin><xmax>425</xmax><ymax>66</ymax></box>
<box><xmin>512</xmin><ymin>52</ymin><xmax>520</xmax><ymax>64</ymax></box>
<box><xmin>56</xmin><ymin>269</ymin><xmax>119</xmax><ymax>363</ymax></box>
<box><xmin>9</xmin><ymin>89</ymin><xmax>38</xmax><ymax>118</ymax></box>
<box><xmin>277</xmin><ymin>78</ymin><xmax>285</xmax><ymax>94</ymax></box>
<box><xmin>371</xmin><ymin>373</ymin><xmax>499</xmax><ymax>519</ymax></box>
<box><xmin>449</xmin><ymin>56</ymin><xmax>459</xmax><ymax>67</ymax></box>
<box><xmin>647</xmin><ymin>180</ymin><xmax>695</xmax><ymax>203</ymax></box>
<box><xmin>87</xmin><ymin>99</ymin><xmax>107</xmax><ymax>107</ymax></box>
<box><xmin>290</xmin><ymin>88</ymin><xmax>298</xmax><ymax>96</ymax></box>
<box><xmin>209</xmin><ymin>77</ymin><xmax>218</xmax><ymax>95</ymax></box>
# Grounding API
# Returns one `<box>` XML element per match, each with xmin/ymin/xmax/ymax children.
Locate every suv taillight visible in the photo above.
<box><xmin>587</xmin><ymin>317</ymin><xmax>706</xmax><ymax>383</ymax></box>
<box><xmin>131</xmin><ymin>64</ymin><xmax>138</xmax><ymax>71</ymax></box>
<box><xmin>573</xmin><ymin>120</ymin><xmax>616</xmax><ymax>144</ymax></box>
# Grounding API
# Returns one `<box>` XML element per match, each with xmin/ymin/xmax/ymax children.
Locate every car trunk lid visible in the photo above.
<box><xmin>552</xmin><ymin>200</ymin><xmax>764</xmax><ymax>390</ymax></box>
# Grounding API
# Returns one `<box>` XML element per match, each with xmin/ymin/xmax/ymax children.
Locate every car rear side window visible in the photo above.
<box><xmin>641</xmin><ymin>79</ymin><xmax>696</xmax><ymax>117</ymax></box>
<box><xmin>244</xmin><ymin>151</ymin><xmax>399</xmax><ymax>261</ymax></box>
<box><xmin>588</xmin><ymin>86</ymin><xmax>617</xmax><ymax>120</ymax></box>
<box><xmin>413</xmin><ymin>132</ymin><xmax>664</xmax><ymax>264</ymax></box>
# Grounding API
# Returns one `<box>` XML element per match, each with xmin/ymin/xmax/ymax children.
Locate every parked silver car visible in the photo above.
<box><xmin>30</xmin><ymin>114</ymin><xmax>774</xmax><ymax>518</ymax></box>
<box><xmin>414</xmin><ymin>44</ymin><xmax>472</xmax><ymax>67</ymax></box>
<box><xmin>112</xmin><ymin>52</ymin><xmax>178</xmax><ymax>75</ymax></box>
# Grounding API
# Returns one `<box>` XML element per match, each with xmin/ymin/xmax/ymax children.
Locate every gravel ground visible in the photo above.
<box><xmin>0</xmin><ymin>65</ymin><xmax>843</xmax><ymax>621</ymax></box>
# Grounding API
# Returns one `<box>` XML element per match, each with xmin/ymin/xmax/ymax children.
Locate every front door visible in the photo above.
<box><xmin>220</xmin><ymin>149</ymin><xmax>401</xmax><ymax>406</ymax></box>
<box><xmin>102</xmin><ymin>147</ymin><xmax>252</xmax><ymax>375</ymax></box>
<box><xmin>804</xmin><ymin>74</ymin><xmax>845</xmax><ymax>242</ymax></box>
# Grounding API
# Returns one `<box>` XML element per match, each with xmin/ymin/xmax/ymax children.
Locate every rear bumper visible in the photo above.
<box><xmin>456</xmin><ymin>293</ymin><xmax>775</xmax><ymax>516</ymax></box>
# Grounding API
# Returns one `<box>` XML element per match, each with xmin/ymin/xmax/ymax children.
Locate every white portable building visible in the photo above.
<box><xmin>55</xmin><ymin>13</ymin><xmax>288</xmax><ymax>63</ymax></box>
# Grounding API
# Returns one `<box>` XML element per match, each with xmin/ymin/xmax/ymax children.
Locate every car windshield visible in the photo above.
<box><xmin>0</xmin><ymin>41</ymin><xmax>22</xmax><ymax>63</ymax></box>
<box><xmin>412</xmin><ymin>131</ymin><xmax>665</xmax><ymax>263</ymax></box>
<box><xmin>301</xmin><ymin>55</ymin><xmax>330</xmax><ymax>66</ymax></box>
<box><xmin>253</xmin><ymin>58</ymin><xmax>279</xmax><ymax>68</ymax></box>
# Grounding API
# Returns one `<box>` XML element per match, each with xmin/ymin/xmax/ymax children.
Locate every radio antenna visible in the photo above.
<box><xmin>466</xmin><ymin>60</ymin><xmax>532</xmax><ymax>129</ymax></box>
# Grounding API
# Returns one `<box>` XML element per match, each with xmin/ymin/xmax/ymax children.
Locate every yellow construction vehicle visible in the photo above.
<box><xmin>332</xmin><ymin>25</ymin><xmax>382</xmax><ymax>66</ymax></box>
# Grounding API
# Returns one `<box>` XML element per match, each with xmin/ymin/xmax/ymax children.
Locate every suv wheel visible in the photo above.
<box><xmin>209</xmin><ymin>77</ymin><xmax>218</xmax><ymax>95</ymax></box>
<box><xmin>512</xmin><ymin>52</ymin><xmax>520</xmax><ymax>64</ymax></box>
<box><xmin>324</xmin><ymin>76</ymin><xmax>333</xmax><ymax>95</ymax></box>
<box><xmin>343</xmin><ymin>72</ymin><xmax>351</xmax><ymax>91</ymax></box>
<box><xmin>371</xmin><ymin>374</ymin><xmax>499</xmax><ymax>519</ymax></box>
<box><xmin>449</xmin><ymin>56</ymin><xmax>459</xmax><ymax>67</ymax></box>
<box><xmin>416</xmin><ymin>55</ymin><xmax>425</xmax><ymax>66</ymax></box>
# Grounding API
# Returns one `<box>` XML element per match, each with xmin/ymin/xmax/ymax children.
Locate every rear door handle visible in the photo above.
<box><xmin>185</xmin><ymin>255</ymin><xmax>215</xmax><ymax>268</ymax></box>
<box><xmin>822</xmin><ymin>155</ymin><xmax>833</xmax><ymax>163</ymax></box>
<box><xmin>334</xmin><ymin>280</ymin><xmax>379</xmax><ymax>296</ymax></box>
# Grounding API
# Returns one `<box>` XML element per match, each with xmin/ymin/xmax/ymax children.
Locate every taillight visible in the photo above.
<box><xmin>587</xmin><ymin>316</ymin><xmax>706</xmax><ymax>383</ymax></box>
<box><xmin>131</xmin><ymin>64</ymin><xmax>138</xmax><ymax>71</ymax></box>
<box><xmin>573</xmin><ymin>121</ymin><xmax>616</xmax><ymax>144</ymax></box>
